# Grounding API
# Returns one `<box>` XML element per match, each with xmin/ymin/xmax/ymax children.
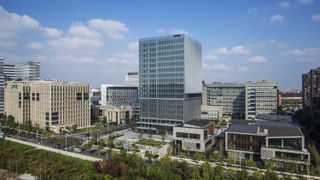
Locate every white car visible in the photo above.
<box><xmin>73</xmin><ymin>147</ymin><xmax>82</xmax><ymax>153</ymax></box>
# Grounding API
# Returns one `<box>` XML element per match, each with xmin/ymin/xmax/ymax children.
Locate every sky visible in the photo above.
<box><xmin>0</xmin><ymin>0</ymin><xmax>319</xmax><ymax>89</ymax></box>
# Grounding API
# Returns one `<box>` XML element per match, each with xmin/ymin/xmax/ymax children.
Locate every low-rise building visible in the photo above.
<box><xmin>173</xmin><ymin>119</ymin><xmax>216</xmax><ymax>152</ymax></box>
<box><xmin>201</xmin><ymin>105</ymin><xmax>223</xmax><ymax>120</ymax></box>
<box><xmin>4</xmin><ymin>80</ymin><xmax>90</xmax><ymax>133</ymax></box>
<box><xmin>92</xmin><ymin>105</ymin><xmax>132</xmax><ymax>124</ymax></box>
<box><xmin>225</xmin><ymin>120</ymin><xmax>310</xmax><ymax>170</ymax></box>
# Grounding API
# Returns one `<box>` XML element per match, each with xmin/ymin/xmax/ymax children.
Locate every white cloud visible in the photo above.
<box><xmin>69</xmin><ymin>24</ymin><xmax>101</xmax><ymax>38</ymax></box>
<box><xmin>311</xmin><ymin>14</ymin><xmax>320</xmax><ymax>22</ymax></box>
<box><xmin>296</xmin><ymin>0</ymin><xmax>314</xmax><ymax>5</ymax></box>
<box><xmin>248</xmin><ymin>56</ymin><xmax>268</xmax><ymax>63</ymax></box>
<box><xmin>211</xmin><ymin>64</ymin><xmax>228</xmax><ymax>70</ymax></box>
<box><xmin>278</xmin><ymin>2</ymin><xmax>291</xmax><ymax>9</ymax></box>
<box><xmin>26</xmin><ymin>42</ymin><xmax>43</xmax><ymax>50</ymax></box>
<box><xmin>0</xmin><ymin>6</ymin><xmax>40</xmax><ymax>39</ymax></box>
<box><xmin>49</xmin><ymin>37</ymin><xmax>104</xmax><ymax>54</ymax></box>
<box><xmin>89</xmin><ymin>19</ymin><xmax>129</xmax><ymax>40</ymax></box>
<box><xmin>239</xmin><ymin>66</ymin><xmax>250</xmax><ymax>72</ymax></box>
<box><xmin>205</xmin><ymin>45</ymin><xmax>250</xmax><ymax>60</ymax></box>
<box><xmin>282</xmin><ymin>48</ymin><xmax>320</xmax><ymax>57</ymax></box>
<box><xmin>270</xmin><ymin>14</ymin><xmax>286</xmax><ymax>23</ymax></box>
<box><xmin>204</xmin><ymin>54</ymin><xmax>220</xmax><ymax>61</ymax></box>
<box><xmin>105</xmin><ymin>52</ymin><xmax>137</xmax><ymax>67</ymax></box>
<box><xmin>282</xmin><ymin>48</ymin><xmax>320</xmax><ymax>62</ymax></box>
<box><xmin>128</xmin><ymin>41</ymin><xmax>139</xmax><ymax>51</ymax></box>
<box><xmin>43</xmin><ymin>28</ymin><xmax>63</xmax><ymax>37</ymax></box>
<box><xmin>230</xmin><ymin>46</ymin><xmax>251</xmax><ymax>54</ymax></box>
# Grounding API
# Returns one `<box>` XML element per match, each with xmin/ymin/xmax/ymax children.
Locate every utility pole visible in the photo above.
<box><xmin>65</xmin><ymin>134</ymin><xmax>67</xmax><ymax>151</ymax></box>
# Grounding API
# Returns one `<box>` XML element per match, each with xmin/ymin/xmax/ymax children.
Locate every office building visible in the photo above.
<box><xmin>138</xmin><ymin>34</ymin><xmax>202</xmax><ymax>131</ymax></box>
<box><xmin>4</xmin><ymin>80</ymin><xmax>90</xmax><ymax>133</ymax></box>
<box><xmin>225</xmin><ymin>120</ymin><xmax>310</xmax><ymax>170</ymax></box>
<box><xmin>245</xmin><ymin>81</ymin><xmax>278</xmax><ymax>120</ymax></box>
<box><xmin>125</xmin><ymin>72</ymin><xmax>139</xmax><ymax>86</ymax></box>
<box><xmin>278</xmin><ymin>90</ymin><xmax>302</xmax><ymax>112</ymax></box>
<box><xmin>4</xmin><ymin>61</ymin><xmax>40</xmax><ymax>81</ymax></box>
<box><xmin>202</xmin><ymin>83</ymin><xmax>245</xmax><ymax>118</ymax></box>
<box><xmin>90</xmin><ymin>88</ymin><xmax>101</xmax><ymax>105</ymax></box>
<box><xmin>3</xmin><ymin>64</ymin><xmax>15</xmax><ymax>81</ymax></box>
<box><xmin>302</xmin><ymin>67</ymin><xmax>320</xmax><ymax>117</ymax></box>
<box><xmin>0</xmin><ymin>58</ymin><xmax>4</xmax><ymax>114</ymax></box>
<box><xmin>201</xmin><ymin>105</ymin><xmax>223</xmax><ymax>120</ymax></box>
<box><xmin>173</xmin><ymin>119</ymin><xmax>215</xmax><ymax>152</ymax></box>
<box><xmin>100</xmin><ymin>84</ymin><xmax>139</xmax><ymax>116</ymax></box>
<box><xmin>92</xmin><ymin>105</ymin><xmax>132</xmax><ymax>124</ymax></box>
<box><xmin>203</xmin><ymin>81</ymin><xmax>278</xmax><ymax>120</ymax></box>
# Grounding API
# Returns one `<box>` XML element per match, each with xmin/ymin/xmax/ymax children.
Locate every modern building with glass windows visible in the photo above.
<box><xmin>245</xmin><ymin>81</ymin><xmax>278</xmax><ymax>120</ymax></box>
<box><xmin>4</xmin><ymin>61</ymin><xmax>40</xmax><ymax>81</ymax></box>
<box><xmin>138</xmin><ymin>34</ymin><xmax>202</xmax><ymax>132</ymax></box>
<box><xmin>203</xmin><ymin>81</ymin><xmax>278</xmax><ymax>120</ymax></box>
<box><xmin>225</xmin><ymin>119</ymin><xmax>310</xmax><ymax>171</ymax></box>
<box><xmin>0</xmin><ymin>58</ymin><xmax>4</xmax><ymax>114</ymax></box>
<box><xmin>100</xmin><ymin>84</ymin><xmax>139</xmax><ymax>116</ymax></box>
<box><xmin>202</xmin><ymin>83</ymin><xmax>245</xmax><ymax>119</ymax></box>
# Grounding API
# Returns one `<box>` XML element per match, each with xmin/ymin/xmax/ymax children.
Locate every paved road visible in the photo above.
<box><xmin>6</xmin><ymin>137</ymin><xmax>102</xmax><ymax>162</ymax></box>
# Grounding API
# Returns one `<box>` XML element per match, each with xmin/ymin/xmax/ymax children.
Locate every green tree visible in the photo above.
<box><xmin>249</xmin><ymin>171</ymin><xmax>263</xmax><ymax>180</ymax></box>
<box><xmin>214</xmin><ymin>164</ymin><xmax>223</xmax><ymax>178</ymax></box>
<box><xmin>263</xmin><ymin>170</ymin><xmax>278</xmax><ymax>180</ymax></box>
<box><xmin>202</xmin><ymin>161</ymin><xmax>213</xmax><ymax>180</ymax></box>
<box><xmin>190</xmin><ymin>166</ymin><xmax>201</xmax><ymax>180</ymax></box>
<box><xmin>97</xmin><ymin>139</ymin><xmax>106</xmax><ymax>150</ymax></box>
<box><xmin>245</xmin><ymin>159</ymin><xmax>256</xmax><ymax>168</ymax></box>
<box><xmin>238</xmin><ymin>169</ymin><xmax>249</xmax><ymax>180</ymax></box>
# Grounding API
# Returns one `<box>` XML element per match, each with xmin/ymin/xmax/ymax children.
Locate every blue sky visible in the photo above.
<box><xmin>0</xmin><ymin>0</ymin><xmax>319</xmax><ymax>89</ymax></box>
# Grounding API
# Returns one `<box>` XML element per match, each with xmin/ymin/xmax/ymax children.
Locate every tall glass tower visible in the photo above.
<box><xmin>137</xmin><ymin>34</ymin><xmax>202</xmax><ymax>132</ymax></box>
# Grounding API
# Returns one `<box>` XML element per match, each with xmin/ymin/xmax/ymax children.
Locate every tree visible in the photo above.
<box><xmin>238</xmin><ymin>169</ymin><xmax>249</xmax><ymax>180</ymax></box>
<box><xmin>202</xmin><ymin>161</ymin><xmax>213</xmax><ymax>180</ymax></box>
<box><xmin>263</xmin><ymin>170</ymin><xmax>278</xmax><ymax>180</ymax></box>
<box><xmin>159</xmin><ymin>127</ymin><xmax>166</xmax><ymax>142</ymax></box>
<box><xmin>250</xmin><ymin>171</ymin><xmax>263</xmax><ymax>180</ymax></box>
<box><xmin>263</xmin><ymin>160</ymin><xmax>274</xmax><ymax>170</ymax></box>
<box><xmin>145</xmin><ymin>150</ymin><xmax>153</xmax><ymax>164</ymax></box>
<box><xmin>97</xmin><ymin>139</ymin><xmax>106</xmax><ymax>150</ymax></box>
<box><xmin>214</xmin><ymin>164</ymin><xmax>224</xmax><ymax>178</ymax></box>
<box><xmin>245</xmin><ymin>159</ymin><xmax>256</xmax><ymax>168</ymax></box>
<box><xmin>190</xmin><ymin>166</ymin><xmax>201</xmax><ymax>180</ymax></box>
<box><xmin>194</xmin><ymin>152</ymin><xmax>205</xmax><ymax>161</ymax></box>
<box><xmin>107</xmin><ymin>138</ymin><xmax>114</xmax><ymax>148</ymax></box>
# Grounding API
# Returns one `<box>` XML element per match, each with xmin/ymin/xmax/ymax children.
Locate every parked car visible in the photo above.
<box><xmin>73</xmin><ymin>147</ymin><xmax>82</xmax><ymax>153</ymax></box>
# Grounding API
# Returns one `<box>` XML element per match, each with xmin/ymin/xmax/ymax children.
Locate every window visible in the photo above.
<box><xmin>196</xmin><ymin>143</ymin><xmax>200</xmax><ymax>149</ymax></box>
<box><xmin>76</xmin><ymin>93</ymin><xmax>82</xmax><ymax>100</ymax></box>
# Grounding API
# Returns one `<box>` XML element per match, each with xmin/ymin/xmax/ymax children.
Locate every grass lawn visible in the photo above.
<box><xmin>0</xmin><ymin>139</ymin><xmax>105</xmax><ymax>179</ymax></box>
<box><xmin>136</xmin><ymin>138</ymin><xmax>166</xmax><ymax>147</ymax></box>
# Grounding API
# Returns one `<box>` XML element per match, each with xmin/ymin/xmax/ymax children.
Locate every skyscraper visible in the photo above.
<box><xmin>302</xmin><ymin>67</ymin><xmax>320</xmax><ymax>117</ymax></box>
<box><xmin>0</xmin><ymin>58</ymin><xmax>4</xmax><ymax>114</ymax></box>
<box><xmin>4</xmin><ymin>61</ymin><xmax>40</xmax><ymax>81</ymax></box>
<box><xmin>138</xmin><ymin>34</ymin><xmax>202</xmax><ymax>132</ymax></box>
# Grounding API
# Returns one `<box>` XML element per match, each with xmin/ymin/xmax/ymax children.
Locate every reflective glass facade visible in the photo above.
<box><xmin>138</xmin><ymin>34</ymin><xmax>202</xmax><ymax>131</ymax></box>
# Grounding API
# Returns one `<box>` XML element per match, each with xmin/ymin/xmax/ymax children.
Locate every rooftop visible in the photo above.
<box><xmin>183</xmin><ymin>119</ymin><xmax>214</xmax><ymax>128</ymax></box>
<box><xmin>227</xmin><ymin>119</ymin><xmax>302</xmax><ymax>137</ymax></box>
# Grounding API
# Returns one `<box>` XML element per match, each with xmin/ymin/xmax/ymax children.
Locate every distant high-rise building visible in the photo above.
<box><xmin>100</xmin><ymin>84</ymin><xmax>139</xmax><ymax>116</ymax></box>
<box><xmin>4</xmin><ymin>61</ymin><xmax>40</xmax><ymax>81</ymax></box>
<box><xmin>138</xmin><ymin>34</ymin><xmax>202</xmax><ymax>131</ymax></box>
<box><xmin>203</xmin><ymin>81</ymin><xmax>278</xmax><ymax>120</ymax></box>
<box><xmin>245</xmin><ymin>81</ymin><xmax>278</xmax><ymax>120</ymax></box>
<box><xmin>0</xmin><ymin>58</ymin><xmax>4</xmax><ymax>114</ymax></box>
<box><xmin>202</xmin><ymin>83</ymin><xmax>245</xmax><ymax>119</ymax></box>
<box><xmin>4</xmin><ymin>80</ymin><xmax>90</xmax><ymax>133</ymax></box>
<box><xmin>125</xmin><ymin>72</ymin><xmax>139</xmax><ymax>86</ymax></box>
<box><xmin>90</xmin><ymin>88</ymin><xmax>101</xmax><ymax>105</ymax></box>
<box><xmin>302</xmin><ymin>67</ymin><xmax>320</xmax><ymax>117</ymax></box>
